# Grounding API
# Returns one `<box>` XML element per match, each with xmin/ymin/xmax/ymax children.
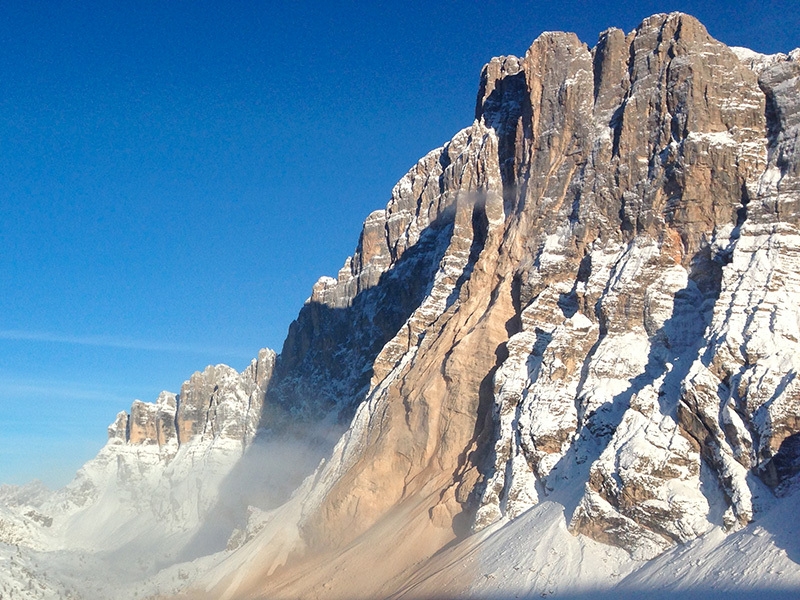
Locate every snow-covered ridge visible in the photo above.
<box><xmin>0</xmin><ymin>351</ymin><xmax>279</xmax><ymax>598</ymax></box>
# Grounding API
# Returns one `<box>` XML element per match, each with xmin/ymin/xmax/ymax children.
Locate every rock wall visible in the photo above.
<box><xmin>108</xmin><ymin>348</ymin><xmax>274</xmax><ymax>450</ymax></box>
<box><xmin>278</xmin><ymin>12</ymin><xmax>800</xmax><ymax>562</ymax></box>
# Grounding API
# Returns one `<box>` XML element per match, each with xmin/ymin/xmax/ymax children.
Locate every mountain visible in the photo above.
<box><xmin>2</xmin><ymin>11</ymin><xmax>800</xmax><ymax>599</ymax></box>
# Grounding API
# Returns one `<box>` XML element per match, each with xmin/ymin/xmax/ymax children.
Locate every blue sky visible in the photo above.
<box><xmin>1</xmin><ymin>1</ymin><xmax>798</xmax><ymax>488</ymax></box>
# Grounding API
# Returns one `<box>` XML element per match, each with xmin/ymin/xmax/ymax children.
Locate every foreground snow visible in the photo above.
<box><xmin>3</xmin><ymin>484</ymin><xmax>798</xmax><ymax>599</ymax></box>
<box><xmin>388</xmin><ymin>488</ymin><xmax>800</xmax><ymax>599</ymax></box>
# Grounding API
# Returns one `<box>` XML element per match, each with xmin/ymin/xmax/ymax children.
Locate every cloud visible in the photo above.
<box><xmin>0</xmin><ymin>329</ymin><xmax>252</xmax><ymax>358</ymax></box>
<box><xmin>0</xmin><ymin>379</ymin><xmax>132</xmax><ymax>404</ymax></box>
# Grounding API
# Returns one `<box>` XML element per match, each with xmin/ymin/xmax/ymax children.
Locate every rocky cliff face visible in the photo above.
<box><xmin>108</xmin><ymin>348</ymin><xmax>274</xmax><ymax>450</ymax></box>
<box><xmin>468</xmin><ymin>14</ymin><xmax>800</xmax><ymax>558</ymax></box>
<box><xmin>249</xmin><ymin>11</ymin><xmax>800</xmax><ymax>569</ymax></box>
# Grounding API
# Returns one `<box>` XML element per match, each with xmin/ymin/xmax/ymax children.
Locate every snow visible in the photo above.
<box><xmin>395</xmin><ymin>488</ymin><xmax>800</xmax><ymax>599</ymax></box>
<box><xmin>619</xmin><ymin>486</ymin><xmax>800</xmax><ymax>596</ymax></box>
<box><xmin>731</xmin><ymin>46</ymin><xmax>791</xmax><ymax>76</ymax></box>
<box><xmin>685</xmin><ymin>130</ymin><xmax>737</xmax><ymax>148</ymax></box>
<box><xmin>397</xmin><ymin>501</ymin><xmax>638</xmax><ymax>599</ymax></box>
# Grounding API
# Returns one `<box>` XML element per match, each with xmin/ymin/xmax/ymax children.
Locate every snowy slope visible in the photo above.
<box><xmin>389</xmin><ymin>486</ymin><xmax>800</xmax><ymax>599</ymax></box>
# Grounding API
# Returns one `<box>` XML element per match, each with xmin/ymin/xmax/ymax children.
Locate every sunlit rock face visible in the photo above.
<box><xmin>466</xmin><ymin>14</ymin><xmax>800</xmax><ymax>558</ymax></box>
<box><xmin>110</xmin><ymin>349</ymin><xmax>275</xmax><ymax>450</ymax></box>
<box><xmin>281</xmin><ymin>12</ymin><xmax>800</xmax><ymax>562</ymax></box>
<box><xmin>467</xmin><ymin>13</ymin><xmax>773</xmax><ymax>556</ymax></box>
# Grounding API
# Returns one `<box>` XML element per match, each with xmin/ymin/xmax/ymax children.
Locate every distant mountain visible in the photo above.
<box><xmin>2</xmin><ymin>12</ymin><xmax>799</xmax><ymax>600</ymax></box>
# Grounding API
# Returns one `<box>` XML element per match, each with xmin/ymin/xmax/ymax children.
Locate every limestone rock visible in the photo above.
<box><xmin>278</xmin><ymin>12</ymin><xmax>800</xmax><ymax>564</ymax></box>
<box><xmin>72</xmin><ymin>10</ymin><xmax>799</xmax><ymax>580</ymax></box>
<box><xmin>109</xmin><ymin>347</ymin><xmax>275</xmax><ymax>450</ymax></box>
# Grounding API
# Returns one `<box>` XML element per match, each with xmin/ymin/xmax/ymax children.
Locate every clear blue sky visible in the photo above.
<box><xmin>1</xmin><ymin>1</ymin><xmax>798</xmax><ymax>488</ymax></box>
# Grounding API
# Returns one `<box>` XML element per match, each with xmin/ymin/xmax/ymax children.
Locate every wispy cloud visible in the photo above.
<box><xmin>0</xmin><ymin>380</ymin><xmax>132</xmax><ymax>404</ymax></box>
<box><xmin>0</xmin><ymin>329</ymin><xmax>253</xmax><ymax>358</ymax></box>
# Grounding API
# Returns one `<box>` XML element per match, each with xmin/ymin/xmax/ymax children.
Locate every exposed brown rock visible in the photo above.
<box><xmin>278</xmin><ymin>12</ymin><xmax>800</xmax><ymax>566</ymax></box>
<box><xmin>109</xmin><ymin>348</ymin><xmax>275</xmax><ymax>450</ymax></box>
